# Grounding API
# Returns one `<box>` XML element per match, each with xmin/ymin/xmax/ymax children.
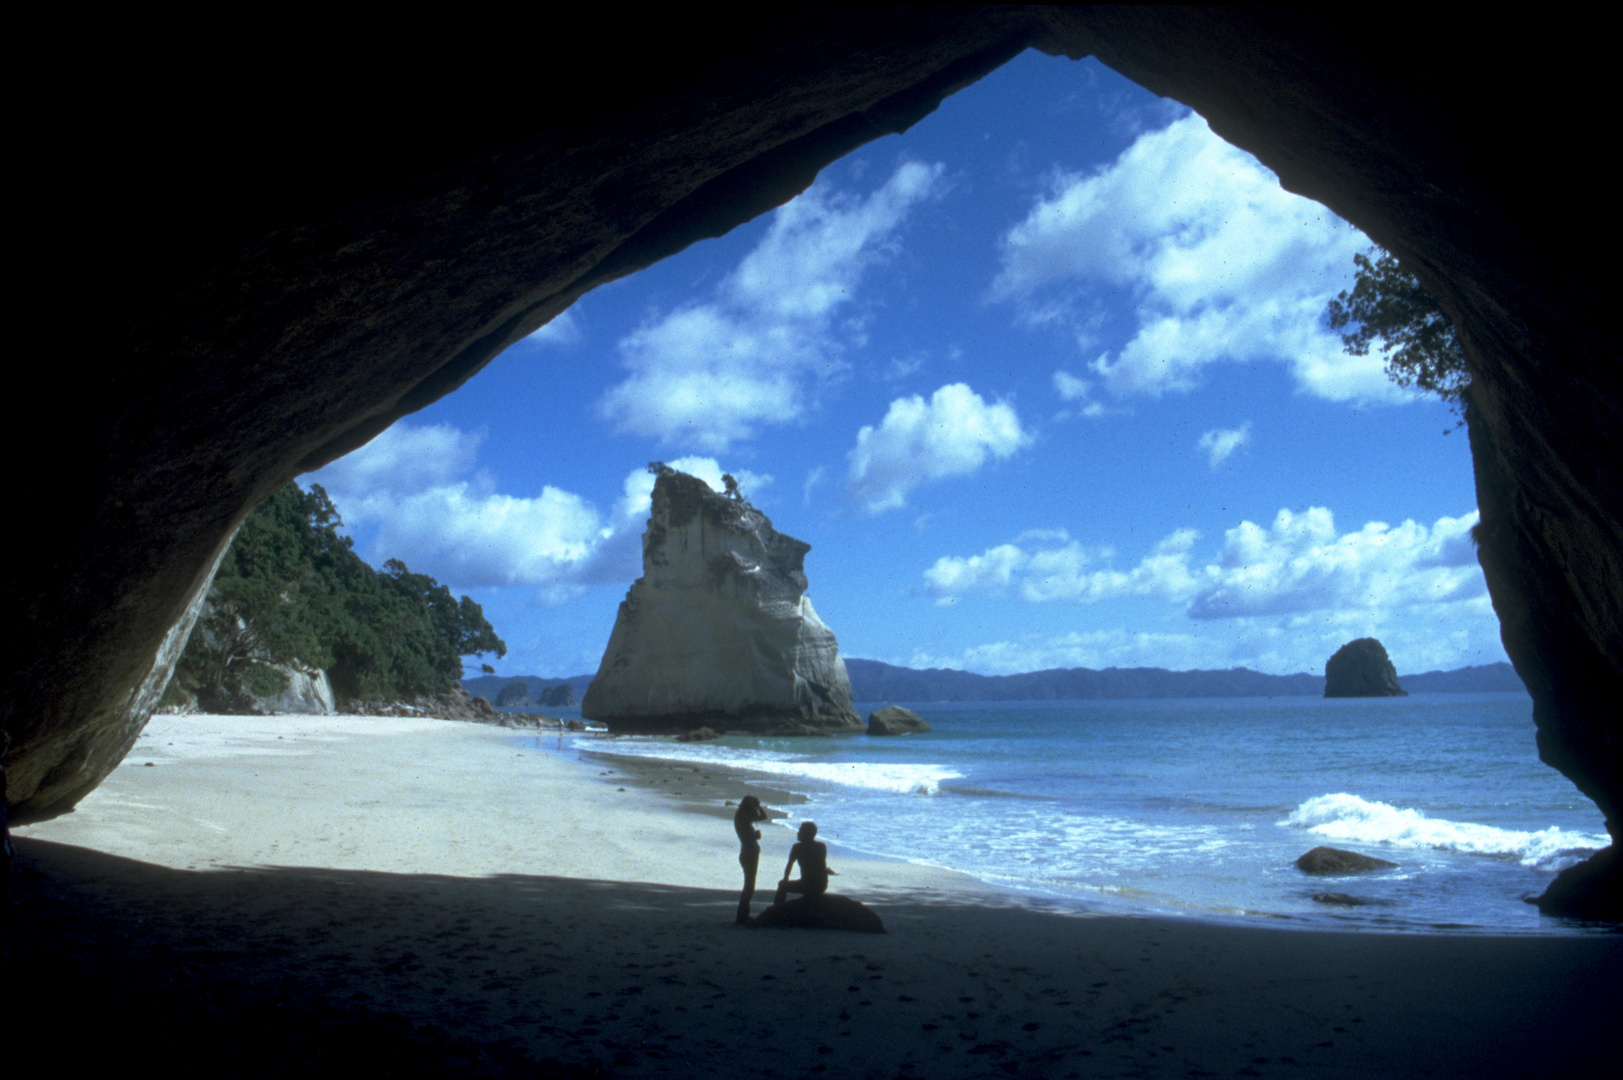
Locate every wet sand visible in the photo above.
<box><xmin>8</xmin><ymin>714</ymin><xmax>1620</xmax><ymax>1078</ymax></box>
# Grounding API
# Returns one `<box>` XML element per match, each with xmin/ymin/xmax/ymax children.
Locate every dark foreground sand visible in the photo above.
<box><xmin>7</xmin><ymin>716</ymin><xmax>1620</xmax><ymax>1078</ymax></box>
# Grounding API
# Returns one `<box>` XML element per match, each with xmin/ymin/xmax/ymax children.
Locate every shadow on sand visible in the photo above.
<box><xmin>6</xmin><ymin>839</ymin><xmax>1620</xmax><ymax>1079</ymax></box>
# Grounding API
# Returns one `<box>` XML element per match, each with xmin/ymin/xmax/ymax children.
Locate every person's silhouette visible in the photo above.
<box><xmin>774</xmin><ymin>821</ymin><xmax>829</xmax><ymax>906</ymax></box>
<box><xmin>733</xmin><ymin>795</ymin><xmax>770</xmax><ymax>924</ymax></box>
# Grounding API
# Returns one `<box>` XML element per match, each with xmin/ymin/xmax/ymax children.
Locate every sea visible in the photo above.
<box><xmin>535</xmin><ymin>692</ymin><xmax>1612</xmax><ymax>934</ymax></box>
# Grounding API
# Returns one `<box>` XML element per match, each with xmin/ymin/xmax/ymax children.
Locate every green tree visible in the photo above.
<box><xmin>1326</xmin><ymin>248</ymin><xmax>1469</xmax><ymax>411</ymax></box>
<box><xmin>167</xmin><ymin>483</ymin><xmax>506</xmax><ymax>710</ymax></box>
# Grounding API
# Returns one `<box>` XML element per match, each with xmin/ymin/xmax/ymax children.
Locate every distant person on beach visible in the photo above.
<box><xmin>774</xmin><ymin>821</ymin><xmax>830</xmax><ymax>906</ymax></box>
<box><xmin>733</xmin><ymin>795</ymin><xmax>770</xmax><ymax>924</ymax></box>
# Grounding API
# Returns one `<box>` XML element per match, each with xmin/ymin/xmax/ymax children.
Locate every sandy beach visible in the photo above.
<box><xmin>8</xmin><ymin>714</ymin><xmax>1619</xmax><ymax>1078</ymax></box>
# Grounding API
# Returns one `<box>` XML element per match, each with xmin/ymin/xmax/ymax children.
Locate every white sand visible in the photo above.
<box><xmin>15</xmin><ymin>713</ymin><xmax>1621</xmax><ymax>1079</ymax></box>
<box><xmin>22</xmin><ymin>713</ymin><xmax>975</xmax><ymax>894</ymax></box>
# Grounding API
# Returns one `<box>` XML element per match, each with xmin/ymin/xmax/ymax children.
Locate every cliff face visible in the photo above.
<box><xmin>1324</xmin><ymin>639</ymin><xmax>1407</xmax><ymax>698</ymax></box>
<box><xmin>582</xmin><ymin>470</ymin><xmax>860</xmax><ymax>735</ymax></box>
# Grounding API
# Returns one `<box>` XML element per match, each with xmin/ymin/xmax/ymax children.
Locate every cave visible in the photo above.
<box><xmin>5</xmin><ymin>10</ymin><xmax>1617</xmax><ymax>917</ymax></box>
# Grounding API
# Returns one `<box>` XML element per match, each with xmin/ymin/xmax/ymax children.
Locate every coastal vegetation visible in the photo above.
<box><xmin>1327</xmin><ymin>246</ymin><xmax>1469</xmax><ymax>411</ymax></box>
<box><xmin>162</xmin><ymin>483</ymin><xmax>505</xmax><ymax>712</ymax></box>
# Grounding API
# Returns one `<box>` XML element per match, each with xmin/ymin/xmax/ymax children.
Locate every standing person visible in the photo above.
<box><xmin>774</xmin><ymin>821</ymin><xmax>829</xmax><ymax>906</ymax></box>
<box><xmin>733</xmin><ymin>795</ymin><xmax>770</xmax><ymax>924</ymax></box>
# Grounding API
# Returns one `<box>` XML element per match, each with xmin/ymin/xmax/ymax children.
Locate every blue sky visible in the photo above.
<box><xmin>306</xmin><ymin>51</ymin><xmax>1499</xmax><ymax>680</ymax></box>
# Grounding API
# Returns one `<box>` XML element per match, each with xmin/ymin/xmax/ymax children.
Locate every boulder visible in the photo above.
<box><xmin>866</xmin><ymin>706</ymin><xmax>930</xmax><ymax>736</ymax></box>
<box><xmin>1296</xmin><ymin>846</ymin><xmax>1398</xmax><ymax>875</ymax></box>
<box><xmin>581</xmin><ymin>468</ymin><xmax>862</xmax><ymax>736</ymax></box>
<box><xmin>752</xmin><ymin>894</ymin><xmax>885</xmax><ymax>933</ymax></box>
<box><xmin>538</xmin><ymin>683</ymin><xmax>577</xmax><ymax>707</ymax></box>
<box><xmin>676</xmin><ymin>726</ymin><xmax>719</xmax><ymax>742</ymax></box>
<box><xmin>1324</xmin><ymin>638</ymin><xmax>1407</xmax><ymax>697</ymax></box>
<box><xmin>1528</xmin><ymin>846</ymin><xmax>1622</xmax><ymax>921</ymax></box>
<box><xmin>1312</xmin><ymin>892</ymin><xmax>1371</xmax><ymax>906</ymax></box>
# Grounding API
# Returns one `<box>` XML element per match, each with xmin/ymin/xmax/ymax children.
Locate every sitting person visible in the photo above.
<box><xmin>774</xmin><ymin>821</ymin><xmax>830</xmax><ymax>906</ymax></box>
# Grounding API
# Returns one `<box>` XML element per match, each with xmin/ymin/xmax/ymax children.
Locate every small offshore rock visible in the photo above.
<box><xmin>566</xmin><ymin>719</ymin><xmax>587</xmax><ymax>731</ymax></box>
<box><xmin>866</xmin><ymin>706</ymin><xmax>930</xmax><ymax>736</ymax></box>
<box><xmin>495</xmin><ymin>680</ymin><xmax>532</xmax><ymax>707</ymax></box>
<box><xmin>753</xmin><ymin>894</ymin><xmax>885</xmax><ymax>933</ymax></box>
<box><xmin>1296</xmin><ymin>846</ymin><xmax>1398</xmax><ymax>875</ymax></box>
<box><xmin>538</xmin><ymin>683</ymin><xmax>577</xmax><ymax>707</ymax></box>
<box><xmin>1312</xmin><ymin>892</ymin><xmax>1370</xmax><ymax>906</ymax></box>
<box><xmin>677</xmin><ymin>726</ymin><xmax>719</xmax><ymax>742</ymax></box>
<box><xmin>1324</xmin><ymin>638</ymin><xmax>1407</xmax><ymax>697</ymax></box>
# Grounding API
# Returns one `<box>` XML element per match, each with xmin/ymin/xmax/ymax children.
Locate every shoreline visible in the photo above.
<box><xmin>10</xmin><ymin>713</ymin><xmax>1621</xmax><ymax>1078</ymax></box>
<box><xmin>567</xmin><ymin>729</ymin><xmax>1600</xmax><ymax>937</ymax></box>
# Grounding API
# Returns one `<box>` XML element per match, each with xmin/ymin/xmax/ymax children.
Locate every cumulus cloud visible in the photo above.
<box><xmin>926</xmin><ymin>508</ymin><xmax>1485</xmax><ymax>621</ymax></box>
<box><xmin>599</xmin><ymin>161</ymin><xmax>946</xmax><ymax>450</ymax></box>
<box><xmin>991</xmin><ymin>114</ymin><xmax>1399</xmax><ymax>404</ymax></box>
<box><xmin>1198</xmin><ymin>422</ymin><xmax>1251</xmax><ymax>468</ymax></box>
<box><xmin>307</xmin><ymin>423</ymin><xmax>763</xmax><ymax>603</ymax></box>
<box><xmin>847</xmin><ymin>383</ymin><xmax>1031</xmax><ymax>513</ymax></box>
<box><xmin>1187</xmin><ymin>507</ymin><xmax>1483</xmax><ymax>620</ymax></box>
<box><xmin>925</xmin><ymin>530</ymin><xmax>1200</xmax><ymax>607</ymax></box>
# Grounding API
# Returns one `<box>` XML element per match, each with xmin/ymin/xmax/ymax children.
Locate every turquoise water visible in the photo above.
<box><xmin>566</xmin><ymin>693</ymin><xmax>1611</xmax><ymax>932</ymax></box>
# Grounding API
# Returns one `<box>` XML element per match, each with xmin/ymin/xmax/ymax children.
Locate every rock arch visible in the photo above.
<box><xmin>7</xmin><ymin>11</ymin><xmax>1617</xmax><ymax>907</ymax></box>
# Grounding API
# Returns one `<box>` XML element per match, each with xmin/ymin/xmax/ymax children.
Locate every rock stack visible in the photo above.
<box><xmin>581</xmin><ymin>467</ymin><xmax>862</xmax><ymax>735</ymax></box>
<box><xmin>1324</xmin><ymin>638</ymin><xmax>1407</xmax><ymax>697</ymax></box>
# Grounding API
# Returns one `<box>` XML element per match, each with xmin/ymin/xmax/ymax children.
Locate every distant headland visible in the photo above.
<box><xmin>467</xmin><ymin>659</ymin><xmax>1525</xmax><ymax>706</ymax></box>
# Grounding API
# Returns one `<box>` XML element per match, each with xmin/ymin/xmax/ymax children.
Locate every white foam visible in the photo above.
<box><xmin>1282</xmin><ymin>793</ymin><xmax>1608</xmax><ymax>870</ymax></box>
<box><xmin>588</xmin><ymin>741</ymin><xmax>960</xmax><ymax>795</ymax></box>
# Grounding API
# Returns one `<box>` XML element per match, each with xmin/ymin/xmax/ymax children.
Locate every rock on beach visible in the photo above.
<box><xmin>866</xmin><ymin>706</ymin><xmax>931</xmax><ymax>736</ymax></box>
<box><xmin>1296</xmin><ymin>846</ymin><xmax>1398</xmax><ymax>875</ymax></box>
<box><xmin>753</xmin><ymin>894</ymin><xmax>886</xmax><ymax>933</ymax></box>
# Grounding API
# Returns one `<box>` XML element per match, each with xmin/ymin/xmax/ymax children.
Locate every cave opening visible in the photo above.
<box><xmin>7</xmin><ymin>12</ymin><xmax>1619</xmax><ymax>1075</ymax></box>
<box><xmin>19</xmin><ymin>48</ymin><xmax>1600</xmax><ymax>935</ymax></box>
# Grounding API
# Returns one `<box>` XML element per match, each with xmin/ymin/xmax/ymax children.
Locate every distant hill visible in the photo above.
<box><xmin>462</xmin><ymin>673</ymin><xmax>594</xmax><ymax>706</ymax></box>
<box><xmin>1399</xmin><ymin>663</ymin><xmax>1527</xmax><ymax>693</ymax></box>
<box><xmin>463</xmin><ymin>661</ymin><xmax>1525</xmax><ymax>707</ymax></box>
<box><xmin>843</xmin><ymin>659</ymin><xmax>1524</xmax><ymax>703</ymax></box>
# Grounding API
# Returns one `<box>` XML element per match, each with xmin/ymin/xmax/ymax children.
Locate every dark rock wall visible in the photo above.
<box><xmin>6</xmin><ymin>11</ymin><xmax>1617</xmax><ymax>841</ymax></box>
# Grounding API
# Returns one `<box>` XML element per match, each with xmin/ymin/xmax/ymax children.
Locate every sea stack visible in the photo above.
<box><xmin>1323</xmin><ymin>638</ymin><xmax>1408</xmax><ymax>697</ymax></box>
<box><xmin>581</xmin><ymin>466</ymin><xmax>862</xmax><ymax>735</ymax></box>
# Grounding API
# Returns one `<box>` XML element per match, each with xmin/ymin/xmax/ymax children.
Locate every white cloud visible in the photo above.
<box><xmin>924</xmin><ymin>529</ymin><xmax>1200</xmax><ymax>607</ymax></box>
<box><xmin>599</xmin><ymin>161</ymin><xmax>945</xmax><ymax>450</ymax></box>
<box><xmin>525</xmin><ymin>308</ymin><xmax>582</xmax><ymax>347</ymax></box>
<box><xmin>1197</xmin><ymin>422</ymin><xmax>1251</xmax><ymax>468</ymax></box>
<box><xmin>310</xmin><ymin>422</ymin><xmax>482</xmax><ymax>504</ymax></box>
<box><xmin>803</xmin><ymin>466</ymin><xmax>826</xmax><ymax>507</ymax></box>
<box><xmin>1052</xmin><ymin>370</ymin><xmax>1105</xmax><ymax>418</ymax></box>
<box><xmin>307</xmin><ymin>423</ymin><xmax>765</xmax><ymax>603</ymax></box>
<box><xmin>991</xmin><ymin>114</ymin><xmax>1401</xmax><ymax>404</ymax></box>
<box><xmin>925</xmin><ymin>508</ymin><xmax>1485</xmax><ymax>621</ymax></box>
<box><xmin>1187</xmin><ymin>507</ymin><xmax>1483</xmax><ymax>620</ymax></box>
<box><xmin>910</xmin><ymin>508</ymin><xmax>1501</xmax><ymax>675</ymax></box>
<box><xmin>847</xmin><ymin>383</ymin><xmax>1031</xmax><ymax>514</ymax></box>
<box><xmin>906</xmin><ymin>629</ymin><xmax>1229</xmax><ymax>677</ymax></box>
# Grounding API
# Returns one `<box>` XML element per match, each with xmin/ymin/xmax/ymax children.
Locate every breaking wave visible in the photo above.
<box><xmin>591</xmin><ymin>742</ymin><xmax>960</xmax><ymax>795</ymax></box>
<box><xmin>1283</xmin><ymin>793</ymin><xmax>1607</xmax><ymax>871</ymax></box>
